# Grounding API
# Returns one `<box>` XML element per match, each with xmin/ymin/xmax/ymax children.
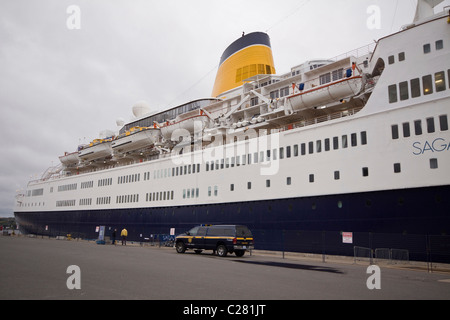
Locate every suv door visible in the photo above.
<box><xmin>191</xmin><ymin>226</ymin><xmax>207</xmax><ymax>249</ymax></box>
<box><xmin>203</xmin><ymin>227</ymin><xmax>220</xmax><ymax>250</ymax></box>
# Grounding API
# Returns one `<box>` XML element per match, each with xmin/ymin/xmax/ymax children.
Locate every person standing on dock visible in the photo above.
<box><xmin>121</xmin><ymin>228</ymin><xmax>128</xmax><ymax>246</ymax></box>
<box><xmin>111</xmin><ymin>229</ymin><xmax>117</xmax><ymax>245</ymax></box>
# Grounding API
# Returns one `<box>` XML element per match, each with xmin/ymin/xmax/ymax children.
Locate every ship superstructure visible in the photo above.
<box><xmin>15</xmin><ymin>1</ymin><xmax>450</xmax><ymax>258</ymax></box>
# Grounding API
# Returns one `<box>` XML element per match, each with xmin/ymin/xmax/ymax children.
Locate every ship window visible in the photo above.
<box><xmin>301</xmin><ymin>143</ymin><xmax>306</xmax><ymax>155</ymax></box>
<box><xmin>324</xmin><ymin>138</ymin><xmax>330</xmax><ymax>151</ymax></box>
<box><xmin>351</xmin><ymin>133</ymin><xmax>357</xmax><ymax>146</ymax></box>
<box><xmin>427</xmin><ymin>117</ymin><xmax>435</xmax><ymax>133</ymax></box>
<box><xmin>316</xmin><ymin>140</ymin><xmax>322</xmax><ymax>153</ymax></box>
<box><xmin>361</xmin><ymin>131</ymin><xmax>367</xmax><ymax>145</ymax></box>
<box><xmin>247</xmin><ymin>182</ymin><xmax>252</xmax><ymax>190</ymax></box>
<box><xmin>414</xmin><ymin>120</ymin><xmax>423</xmax><ymax>135</ymax></box>
<box><xmin>423</xmin><ymin>75</ymin><xmax>433</xmax><ymax>95</ymax></box>
<box><xmin>280</xmin><ymin>87</ymin><xmax>290</xmax><ymax>97</ymax></box>
<box><xmin>293</xmin><ymin>144</ymin><xmax>299</xmax><ymax>157</ymax></box>
<box><xmin>399</xmin><ymin>52</ymin><xmax>405</xmax><ymax>61</ymax></box>
<box><xmin>342</xmin><ymin>135</ymin><xmax>348</xmax><ymax>148</ymax></box>
<box><xmin>332</xmin><ymin>68</ymin><xmax>343</xmax><ymax>81</ymax></box>
<box><xmin>230</xmin><ymin>184</ymin><xmax>234</xmax><ymax>191</ymax></box>
<box><xmin>309</xmin><ymin>174</ymin><xmax>314</xmax><ymax>183</ymax></box>
<box><xmin>399</xmin><ymin>81</ymin><xmax>409</xmax><ymax>101</ymax></box>
<box><xmin>402</xmin><ymin>123</ymin><xmax>411</xmax><ymax>138</ymax></box>
<box><xmin>436</xmin><ymin>40</ymin><xmax>443</xmax><ymax>50</ymax></box>
<box><xmin>394</xmin><ymin>163</ymin><xmax>401</xmax><ymax>173</ymax></box>
<box><xmin>334</xmin><ymin>171</ymin><xmax>340</xmax><ymax>180</ymax></box>
<box><xmin>439</xmin><ymin>115</ymin><xmax>448</xmax><ymax>131</ymax></box>
<box><xmin>280</xmin><ymin>147</ymin><xmax>285</xmax><ymax>159</ymax></box>
<box><xmin>430</xmin><ymin>158</ymin><xmax>438</xmax><ymax>169</ymax></box>
<box><xmin>362</xmin><ymin>167</ymin><xmax>369</xmax><ymax>177</ymax></box>
<box><xmin>208</xmin><ymin>186</ymin><xmax>211</xmax><ymax>197</ymax></box>
<box><xmin>333</xmin><ymin>137</ymin><xmax>339</xmax><ymax>150</ymax></box>
<box><xmin>320</xmin><ymin>73</ymin><xmax>331</xmax><ymax>85</ymax></box>
<box><xmin>258</xmin><ymin>64</ymin><xmax>265</xmax><ymax>74</ymax></box>
<box><xmin>388</xmin><ymin>55</ymin><xmax>395</xmax><ymax>65</ymax></box>
<box><xmin>388</xmin><ymin>84</ymin><xmax>398</xmax><ymax>103</ymax></box>
<box><xmin>435</xmin><ymin>71</ymin><xmax>446</xmax><ymax>92</ymax></box>
<box><xmin>391</xmin><ymin>125</ymin><xmax>399</xmax><ymax>139</ymax></box>
<box><xmin>249</xmin><ymin>64</ymin><xmax>257</xmax><ymax>78</ymax></box>
<box><xmin>286</xmin><ymin>146</ymin><xmax>291</xmax><ymax>158</ymax></box>
<box><xmin>287</xmin><ymin>177</ymin><xmax>292</xmax><ymax>185</ymax></box>
<box><xmin>272</xmin><ymin>149</ymin><xmax>277</xmax><ymax>160</ymax></box>
<box><xmin>423</xmin><ymin>43</ymin><xmax>431</xmax><ymax>54</ymax></box>
<box><xmin>411</xmin><ymin>78</ymin><xmax>421</xmax><ymax>98</ymax></box>
<box><xmin>266</xmin><ymin>180</ymin><xmax>270</xmax><ymax>188</ymax></box>
<box><xmin>242</xmin><ymin>66</ymin><xmax>249</xmax><ymax>80</ymax></box>
<box><xmin>448</xmin><ymin>70</ymin><xmax>450</xmax><ymax>89</ymax></box>
<box><xmin>308</xmin><ymin>142</ymin><xmax>313</xmax><ymax>154</ymax></box>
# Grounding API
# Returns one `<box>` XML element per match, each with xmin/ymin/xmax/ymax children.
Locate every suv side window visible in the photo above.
<box><xmin>207</xmin><ymin>227</ymin><xmax>225</xmax><ymax>236</ymax></box>
<box><xmin>187</xmin><ymin>226</ymin><xmax>199</xmax><ymax>236</ymax></box>
<box><xmin>236</xmin><ymin>226</ymin><xmax>253</xmax><ymax>237</ymax></box>
<box><xmin>197</xmin><ymin>227</ymin><xmax>207</xmax><ymax>236</ymax></box>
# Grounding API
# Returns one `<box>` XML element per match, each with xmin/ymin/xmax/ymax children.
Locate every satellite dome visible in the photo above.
<box><xmin>132</xmin><ymin>101</ymin><xmax>151</xmax><ymax>118</ymax></box>
<box><xmin>116</xmin><ymin>118</ymin><xmax>125</xmax><ymax>127</ymax></box>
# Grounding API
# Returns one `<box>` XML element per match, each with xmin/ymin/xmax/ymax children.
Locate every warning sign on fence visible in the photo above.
<box><xmin>342</xmin><ymin>232</ymin><xmax>353</xmax><ymax>244</ymax></box>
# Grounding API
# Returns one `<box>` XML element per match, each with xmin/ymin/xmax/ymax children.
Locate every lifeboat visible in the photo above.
<box><xmin>78</xmin><ymin>138</ymin><xmax>113</xmax><ymax>161</ymax></box>
<box><xmin>288</xmin><ymin>75</ymin><xmax>363</xmax><ymax>111</ymax></box>
<box><xmin>159</xmin><ymin>110</ymin><xmax>211</xmax><ymax>141</ymax></box>
<box><xmin>111</xmin><ymin>126</ymin><xmax>160</xmax><ymax>154</ymax></box>
<box><xmin>58</xmin><ymin>151</ymin><xmax>80</xmax><ymax>166</ymax></box>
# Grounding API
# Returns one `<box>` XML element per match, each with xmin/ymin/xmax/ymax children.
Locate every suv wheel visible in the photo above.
<box><xmin>235</xmin><ymin>250</ymin><xmax>245</xmax><ymax>257</ymax></box>
<box><xmin>216</xmin><ymin>244</ymin><xmax>228</xmax><ymax>257</ymax></box>
<box><xmin>176</xmin><ymin>241</ymin><xmax>186</xmax><ymax>253</ymax></box>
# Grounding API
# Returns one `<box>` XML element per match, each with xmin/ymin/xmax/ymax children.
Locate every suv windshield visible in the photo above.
<box><xmin>236</xmin><ymin>226</ymin><xmax>253</xmax><ymax>237</ymax></box>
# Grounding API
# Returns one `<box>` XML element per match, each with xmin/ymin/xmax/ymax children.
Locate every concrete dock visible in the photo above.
<box><xmin>1</xmin><ymin>235</ymin><xmax>449</xmax><ymax>300</ymax></box>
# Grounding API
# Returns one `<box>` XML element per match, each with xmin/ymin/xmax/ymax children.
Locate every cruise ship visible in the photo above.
<box><xmin>15</xmin><ymin>1</ymin><xmax>450</xmax><ymax>256</ymax></box>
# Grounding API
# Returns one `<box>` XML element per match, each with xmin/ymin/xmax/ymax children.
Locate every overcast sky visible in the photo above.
<box><xmin>1</xmin><ymin>0</ymin><xmax>449</xmax><ymax>217</ymax></box>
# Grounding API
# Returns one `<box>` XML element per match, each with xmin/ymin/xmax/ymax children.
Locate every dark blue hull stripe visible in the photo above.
<box><xmin>15</xmin><ymin>185</ymin><xmax>450</xmax><ymax>261</ymax></box>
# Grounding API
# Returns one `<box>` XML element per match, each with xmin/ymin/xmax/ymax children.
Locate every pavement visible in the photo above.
<box><xmin>1</xmin><ymin>235</ymin><xmax>450</xmax><ymax>301</ymax></box>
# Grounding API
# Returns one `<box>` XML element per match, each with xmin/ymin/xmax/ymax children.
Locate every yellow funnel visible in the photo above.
<box><xmin>212</xmin><ymin>32</ymin><xmax>276</xmax><ymax>97</ymax></box>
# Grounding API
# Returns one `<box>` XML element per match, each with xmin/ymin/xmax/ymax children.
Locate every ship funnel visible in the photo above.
<box><xmin>211</xmin><ymin>32</ymin><xmax>276</xmax><ymax>97</ymax></box>
<box><xmin>414</xmin><ymin>0</ymin><xmax>444</xmax><ymax>22</ymax></box>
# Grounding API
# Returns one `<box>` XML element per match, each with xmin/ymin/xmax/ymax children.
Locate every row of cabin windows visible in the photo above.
<box><xmin>96</xmin><ymin>196</ymin><xmax>111</xmax><ymax>205</ymax></box>
<box><xmin>183</xmin><ymin>188</ymin><xmax>199</xmax><ymax>199</ymax></box>
<box><xmin>118</xmin><ymin>173</ymin><xmax>140</xmax><ymax>184</ymax></box>
<box><xmin>146</xmin><ymin>191</ymin><xmax>174</xmax><ymax>202</ymax></box>
<box><xmin>388</xmin><ymin>70</ymin><xmax>449</xmax><ymax>103</ymax></box>
<box><xmin>98</xmin><ymin>178</ymin><xmax>112</xmax><ymax>187</ymax></box>
<box><xmin>391</xmin><ymin>115</ymin><xmax>448</xmax><ymax>139</ymax></box>
<box><xmin>116</xmin><ymin>194</ymin><xmax>139</xmax><ymax>204</ymax></box>
<box><xmin>81</xmin><ymin>181</ymin><xmax>94</xmax><ymax>189</ymax></box>
<box><xmin>56</xmin><ymin>200</ymin><xmax>76</xmax><ymax>207</ymax></box>
<box><xmin>206</xmin><ymin>132</ymin><xmax>367</xmax><ymax>172</ymax></box>
<box><xmin>57</xmin><ymin>183</ymin><xmax>77</xmax><ymax>192</ymax></box>
<box><xmin>148</xmin><ymin>164</ymin><xmax>202</xmax><ymax>180</ymax></box>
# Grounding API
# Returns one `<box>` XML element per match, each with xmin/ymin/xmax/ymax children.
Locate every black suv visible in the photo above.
<box><xmin>175</xmin><ymin>225</ymin><xmax>254</xmax><ymax>257</ymax></box>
